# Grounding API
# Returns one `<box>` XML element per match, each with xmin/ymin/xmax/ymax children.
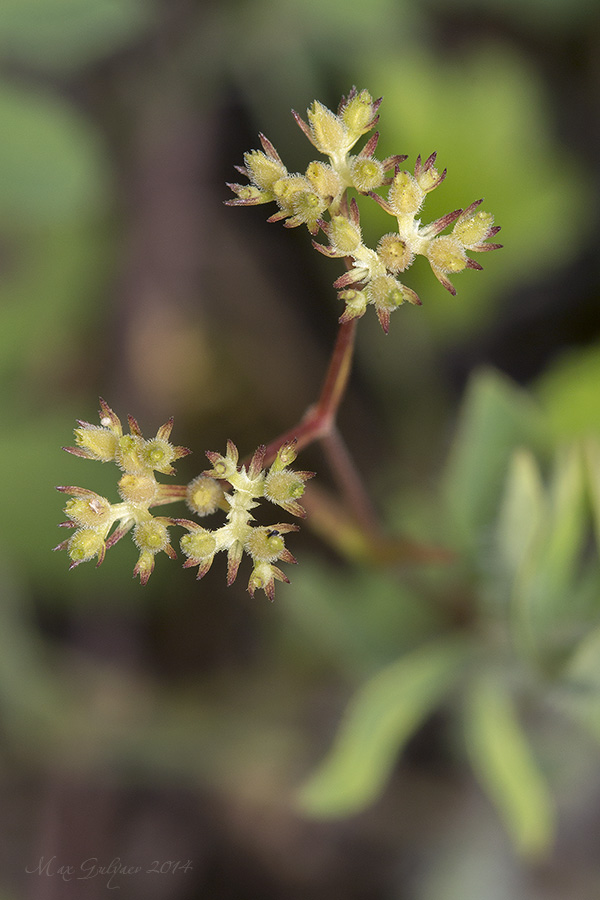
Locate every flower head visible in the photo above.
<box><xmin>56</xmin><ymin>401</ymin><xmax>190</xmax><ymax>583</ymax></box>
<box><xmin>174</xmin><ymin>439</ymin><xmax>311</xmax><ymax>600</ymax></box>
<box><xmin>228</xmin><ymin>89</ymin><xmax>502</xmax><ymax>332</ymax></box>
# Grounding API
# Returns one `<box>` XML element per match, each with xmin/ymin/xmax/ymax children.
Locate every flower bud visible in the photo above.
<box><xmin>186</xmin><ymin>475</ymin><xmax>225</xmax><ymax>517</ymax></box>
<box><xmin>305</xmin><ymin>161</ymin><xmax>342</xmax><ymax>201</ymax></box>
<box><xmin>329</xmin><ymin>215</ymin><xmax>362</xmax><ymax>254</ymax></box>
<box><xmin>245</xmin><ymin>527</ymin><xmax>286</xmax><ymax>563</ymax></box>
<box><xmin>181</xmin><ymin>529</ymin><xmax>217</xmax><ymax>562</ymax></box>
<box><xmin>65</xmin><ymin>493</ymin><xmax>112</xmax><ymax>529</ymax></box>
<box><xmin>416</xmin><ymin>164</ymin><xmax>443</xmax><ymax>192</ymax></box>
<box><xmin>307</xmin><ymin>101</ymin><xmax>348</xmax><ymax>155</ymax></box>
<box><xmin>115</xmin><ymin>433</ymin><xmax>146</xmax><ymax>474</ymax></box>
<box><xmin>248</xmin><ymin>561</ymin><xmax>285</xmax><ymax>601</ymax></box>
<box><xmin>73</xmin><ymin>425</ymin><xmax>118</xmax><ymax>462</ymax></box>
<box><xmin>427</xmin><ymin>236</ymin><xmax>467</xmax><ymax>274</ymax></box>
<box><xmin>453</xmin><ymin>208</ymin><xmax>495</xmax><ymax>248</ymax></box>
<box><xmin>68</xmin><ymin>528</ymin><xmax>106</xmax><ymax>565</ymax></box>
<box><xmin>133</xmin><ymin>519</ymin><xmax>170</xmax><ymax>555</ymax></box>
<box><xmin>118</xmin><ymin>474</ymin><xmax>158</xmax><ymax>506</ymax></box>
<box><xmin>376</xmin><ymin>233</ymin><xmax>413</xmax><ymax>273</ymax></box>
<box><xmin>388</xmin><ymin>171</ymin><xmax>424</xmax><ymax>216</ymax></box>
<box><xmin>349</xmin><ymin>157</ymin><xmax>384</xmax><ymax>193</ymax></box>
<box><xmin>244</xmin><ymin>150</ymin><xmax>287</xmax><ymax>191</ymax></box>
<box><xmin>338</xmin><ymin>289</ymin><xmax>367</xmax><ymax>323</ymax></box>
<box><xmin>340</xmin><ymin>89</ymin><xmax>377</xmax><ymax>138</ymax></box>
<box><xmin>228</xmin><ymin>185</ymin><xmax>267</xmax><ymax>203</ymax></box>
<box><xmin>270</xmin><ymin>441</ymin><xmax>298</xmax><ymax>473</ymax></box>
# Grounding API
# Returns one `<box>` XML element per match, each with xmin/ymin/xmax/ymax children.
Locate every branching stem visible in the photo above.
<box><xmin>262</xmin><ymin>318</ymin><xmax>357</xmax><ymax>465</ymax></box>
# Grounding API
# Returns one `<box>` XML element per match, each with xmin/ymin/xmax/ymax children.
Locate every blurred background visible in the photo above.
<box><xmin>1</xmin><ymin>0</ymin><xmax>600</xmax><ymax>897</ymax></box>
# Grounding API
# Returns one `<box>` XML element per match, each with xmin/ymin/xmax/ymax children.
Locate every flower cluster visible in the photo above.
<box><xmin>227</xmin><ymin>88</ymin><xmax>501</xmax><ymax>332</ymax></box>
<box><xmin>178</xmin><ymin>439</ymin><xmax>313</xmax><ymax>601</ymax></box>
<box><xmin>55</xmin><ymin>401</ymin><xmax>312</xmax><ymax>599</ymax></box>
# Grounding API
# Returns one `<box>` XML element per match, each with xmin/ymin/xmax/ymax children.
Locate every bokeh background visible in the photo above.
<box><xmin>1</xmin><ymin>0</ymin><xmax>600</xmax><ymax>898</ymax></box>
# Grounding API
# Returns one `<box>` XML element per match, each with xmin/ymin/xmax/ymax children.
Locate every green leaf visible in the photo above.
<box><xmin>496</xmin><ymin>449</ymin><xmax>546</xmax><ymax>577</ymax></box>
<box><xmin>464</xmin><ymin>675</ymin><xmax>555</xmax><ymax>858</ymax></box>
<box><xmin>444</xmin><ymin>369</ymin><xmax>547</xmax><ymax>552</ymax></box>
<box><xmin>559</xmin><ymin>624</ymin><xmax>600</xmax><ymax>746</ymax></box>
<box><xmin>511</xmin><ymin>445</ymin><xmax>589</xmax><ymax>666</ymax></box>
<box><xmin>584</xmin><ymin>439</ymin><xmax>600</xmax><ymax>554</ymax></box>
<box><xmin>296</xmin><ymin>638</ymin><xmax>471</xmax><ymax>818</ymax></box>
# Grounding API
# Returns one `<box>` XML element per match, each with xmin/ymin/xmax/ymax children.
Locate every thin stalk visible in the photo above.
<box><xmin>319</xmin><ymin>426</ymin><xmax>380</xmax><ymax>533</ymax></box>
<box><xmin>262</xmin><ymin>318</ymin><xmax>357</xmax><ymax>466</ymax></box>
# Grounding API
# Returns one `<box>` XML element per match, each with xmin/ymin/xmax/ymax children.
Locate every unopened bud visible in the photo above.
<box><xmin>427</xmin><ymin>236</ymin><xmax>467</xmax><ymax>274</ymax></box>
<box><xmin>244</xmin><ymin>150</ymin><xmax>287</xmax><ymax>191</ymax></box>
<box><xmin>118</xmin><ymin>474</ymin><xmax>158</xmax><ymax>506</ymax></box>
<box><xmin>65</xmin><ymin>493</ymin><xmax>112</xmax><ymax>529</ymax></box>
<box><xmin>389</xmin><ymin>171</ymin><xmax>424</xmax><ymax>216</ymax></box>
<box><xmin>454</xmin><ymin>208</ymin><xmax>495</xmax><ymax>248</ymax></box>
<box><xmin>340</xmin><ymin>89</ymin><xmax>376</xmax><ymax>138</ymax></box>
<box><xmin>376</xmin><ymin>233</ymin><xmax>413</xmax><ymax>273</ymax></box>
<box><xmin>329</xmin><ymin>215</ymin><xmax>362</xmax><ymax>253</ymax></box>
<box><xmin>73</xmin><ymin>425</ymin><xmax>118</xmax><ymax>461</ymax></box>
<box><xmin>186</xmin><ymin>475</ymin><xmax>225</xmax><ymax>517</ymax></box>
<box><xmin>133</xmin><ymin>519</ymin><xmax>170</xmax><ymax>554</ymax></box>
<box><xmin>245</xmin><ymin>527</ymin><xmax>285</xmax><ymax>563</ymax></box>
<box><xmin>181</xmin><ymin>529</ymin><xmax>217</xmax><ymax>562</ymax></box>
<box><xmin>307</xmin><ymin>102</ymin><xmax>348</xmax><ymax>154</ymax></box>
<box><xmin>68</xmin><ymin>528</ymin><xmax>105</xmax><ymax>564</ymax></box>
<box><xmin>350</xmin><ymin>157</ymin><xmax>384</xmax><ymax>193</ymax></box>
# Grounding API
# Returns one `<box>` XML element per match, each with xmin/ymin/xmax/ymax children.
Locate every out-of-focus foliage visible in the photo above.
<box><xmin>0</xmin><ymin>0</ymin><xmax>157</xmax><ymax>71</ymax></box>
<box><xmin>0</xmin><ymin>82</ymin><xmax>110</xmax><ymax>224</ymax></box>
<box><xmin>297</xmin><ymin>639</ymin><xmax>472</xmax><ymax>818</ymax></box>
<box><xmin>296</xmin><ymin>369</ymin><xmax>600</xmax><ymax>859</ymax></box>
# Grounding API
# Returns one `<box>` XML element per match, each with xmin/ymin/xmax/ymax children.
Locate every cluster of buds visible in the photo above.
<box><xmin>55</xmin><ymin>401</ymin><xmax>312</xmax><ymax>599</ymax></box>
<box><xmin>227</xmin><ymin>88</ymin><xmax>501</xmax><ymax>332</ymax></box>
<box><xmin>178</xmin><ymin>439</ymin><xmax>313</xmax><ymax>601</ymax></box>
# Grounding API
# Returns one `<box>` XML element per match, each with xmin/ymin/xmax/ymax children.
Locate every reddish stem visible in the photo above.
<box><xmin>262</xmin><ymin>318</ymin><xmax>357</xmax><ymax>466</ymax></box>
<box><xmin>260</xmin><ymin>316</ymin><xmax>382</xmax><ymax>533</ymax></box>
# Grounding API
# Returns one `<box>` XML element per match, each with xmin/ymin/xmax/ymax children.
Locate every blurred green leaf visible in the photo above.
<box><xmin>560</xmin><ymin>624</ymin><xmax>600</xmax><ymax>745</ymax></box>
<box><xmin>511</xmin><ymin>445</ymin><xmax>591</xmax><ymax>667</ymax></box>
<box><xmin>464</xmin><ymin>674</ymin><xmax>555</xmax><ymax>858</ymax></box>
<box><xmin>444</xmin><ymin>369</ymin><xmax>547</xmax><ymax>552</ymax></box>
<box><xmin>0</xmin><ymin>80</ymin><xmax>110</xmax><ymax>225</ymax></box>
<box><xmin>536</xmin><ymin>343</ymin><xmax>600</xmax><ymax>440</ymax></box>
<box><xmin>296</xmin><ymin>638</ymin><xmax>471</xmax><ymax>818</ymax></box>
<box><xmin>0</xmin><ymin>0</ymin><xmax>156</xmax><ymax>70</ymax></box>
<box><xmin>496</xmin><ymin>449</ymin><xmax>546</xmax><ymax>578</ymax></box>
<box><xmin>0</xmin><ymin>222</ymin><xmax>111</xmax><ymax>382</ymax></box>
<box><xmin>584</xmin><ymin>439</ymin><xmax>600</xmax><ymax>554</ymax></box>
<box><xmin>280</xmin><ymin>560</ymin><xmax>440</xmax><ymax>678</ymax></box>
